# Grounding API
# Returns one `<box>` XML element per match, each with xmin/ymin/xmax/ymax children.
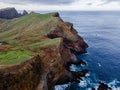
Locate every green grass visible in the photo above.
<box><xmin>29</xmin><ymin>38</ymin><xmax>61</xmax><ymax>48</ymax></box>
<box><xmin>0</xmin><ymin>38</ymin><xmax>60</xmax><ymax>65</ymax></box>
<box><xmin>27</xmin><ymin>38</ymin><xmax>61</xmax><ymax>56</ymax></box>
<box><xmin>0</xmin><ymin>12</ymin><xmax>58</xmax><ymax>42</ymax></box>
<box><xmin>0</xmin><ymin>12</ymin><xmax>60</xmax><ymax>65</ymax></box>
<box><xmin>0</xmin><ymin>50</ymin><xmax>33</xmax><ymax>65</ymax></box>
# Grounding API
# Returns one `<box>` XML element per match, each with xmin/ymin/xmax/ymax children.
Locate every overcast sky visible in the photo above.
<box><xmin>0</xmin><ymin>0</ymin><xmax>120</xmax><ymax>11</ymax></box>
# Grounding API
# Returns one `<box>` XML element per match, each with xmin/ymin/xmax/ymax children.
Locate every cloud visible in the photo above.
<box><xmin>0</xmin><ymin>0</ymin><xmax>120</xmax><ymax>10</ymax></box>
<box><xmin>104</xmin><ymin>0</ymin><xmax>120</xmax><ymax>2</ymax></box>
<box><xmin>86</xmin><ymin>3</ymin><xmax>93</xmax><ymax>5</ymax></box>
<box><xmin>102</xmin><ymin>0</ymin><xmax>120</xmax><ymax>4</ymax></box>
<box><xmin>0</xmin><ymin>0</ymin><xmax>76</xmax><ymax>5</ymax></box>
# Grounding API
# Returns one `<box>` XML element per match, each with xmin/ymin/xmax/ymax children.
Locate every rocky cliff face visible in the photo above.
<box><xmin>0</xmin><ymin>11</ymin><xmax>88</xmax><ymax>90</ymax></box>
<box><xmin>0</xmin><ymin>55</ymin><xmax>42</xmax><ymax>90</ymax></box>
<box><xmin>45</xmin><ymin>22</ymin><xmax>88</xmax><ymax>90</ymax></box>
<box><xmin>0</xmin><ymin>8</ymin><xmax>28</xmax><ymax>19</ymax></box>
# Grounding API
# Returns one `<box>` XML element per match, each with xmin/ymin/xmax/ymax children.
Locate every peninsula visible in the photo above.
<box><xmin>0</xmin><ymin>8</ymin><xmax>88</xmax><ymax>90</ymax></box>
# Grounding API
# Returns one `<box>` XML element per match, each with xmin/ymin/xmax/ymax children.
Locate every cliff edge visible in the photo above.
<box><xmin>0</xmin><ymin>10</ymin><xmax>88</xmax><ymax>90</ymax></box>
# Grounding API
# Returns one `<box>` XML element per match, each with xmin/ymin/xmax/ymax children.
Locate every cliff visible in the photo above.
<box><xmin>0</xmin><ymin>10</ymin><xmax>88</xmax><ymax>90</ymax></box>
<box><xmin>0</xmin><ymin>8</ymin><xmax>28</xmax><ymax>19</ymax></box>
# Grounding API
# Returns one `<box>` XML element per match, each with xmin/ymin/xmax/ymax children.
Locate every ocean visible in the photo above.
<box><xmin>38</xmin><ymin>11</ymin><xmax>120</xmax><ymax>89</ymax></box>
<box><xmin>53</xmin><ymin>11</ymin><xmax>120</xmax><ymax>90</ymax></box>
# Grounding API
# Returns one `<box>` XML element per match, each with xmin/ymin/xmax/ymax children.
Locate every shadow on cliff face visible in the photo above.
<box><xmin>0</xmin><ymin>55</ymin><xmax>42</xmax><ymax>90</ymax></box>
<box><xmin>46</xmin><ymin>21</ymin><xmax>89</xmax><ymax>90</ymax></box>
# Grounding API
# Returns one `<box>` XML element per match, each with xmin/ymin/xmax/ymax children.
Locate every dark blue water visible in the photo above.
<box><xmin>54</xmin><ymin>11</ymin><xmax>120</xmax><ymax>90</ymax></box>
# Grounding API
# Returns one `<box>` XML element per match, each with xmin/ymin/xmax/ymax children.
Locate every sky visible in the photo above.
<box><xmin>0</xmin><ymin>0</ymin><xmax>120</xmax><ymax>11</ymax></box>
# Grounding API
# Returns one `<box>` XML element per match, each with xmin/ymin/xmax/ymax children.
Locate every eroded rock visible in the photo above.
<box><xmin>98</xmin><ymin>82</ymin><xmax>112</xmax><ymax>90</ymax></box>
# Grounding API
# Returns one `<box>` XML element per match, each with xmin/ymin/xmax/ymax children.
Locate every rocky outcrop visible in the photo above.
<box><xmin>98</xmin><ymin>82</ymin><xmax>112</xmax><ymax>90</ymax></box>
<box><xmin>22</xmin><ymin>10</ymin><xmax>28</xmax><ymax>16</ymax></box>
<box><xmin>52</xmin><ymin>12</ymin><xmax>59</xmax><ymax>17</ymax></box>
<box><xmin>0</xmin><ymin>8</ymin><xmax>28</xmax><ymax>19</ymax></box>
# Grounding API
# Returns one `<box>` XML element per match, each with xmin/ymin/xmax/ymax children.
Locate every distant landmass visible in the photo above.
<box><xmin>0</xmin><ymin>7</ymin><xmax>28</xmax><ymax>19</ymax></box>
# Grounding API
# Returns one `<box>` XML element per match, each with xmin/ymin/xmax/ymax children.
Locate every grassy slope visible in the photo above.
<box><xmin>0</xmin><ymin>12</ymin><xmax>60</xmax><ymax>65</ymax></box>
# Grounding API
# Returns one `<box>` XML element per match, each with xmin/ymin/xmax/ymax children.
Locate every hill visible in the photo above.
<box><xmin>0</xmin><ymin>12</ymin><xmax>60</xmax><ymax>65</ymax></box>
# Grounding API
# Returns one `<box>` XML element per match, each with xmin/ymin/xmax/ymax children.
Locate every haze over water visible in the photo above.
<box><xmin>55</xmin><ymin>11</ymin><xmax>120</xmax><ymax>90</ymax></box>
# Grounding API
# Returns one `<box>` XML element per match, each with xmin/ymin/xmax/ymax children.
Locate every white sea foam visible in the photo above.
<box><xmin>112</xmin><ymin>87</ymin><xmax>120</xmax><ymax>90</ymax></box>
<box><xmin>69</xmin><ymin>64</ymin><xmax>76</xmax><ymax>71</ymax></box>
<box><xmin>108</xmin><ymin>79</ymin><xmax>120</xmax><ymax>90</ymax></box>
<box><xmin>69</xmin><ymin>64</ymin><xmax>84</xmax><ymax>71</ymax></box>
<box><xmin>55</xmin><ymin>84</ymin><xmax>69</xmax><ymax>90</ymax></box>
<box><xmin>78</xmin><ymin>78</ymin><xmax>87</xmax><ymax>87</ymax></box>
<box><xmin>98</xmin><ymin>63</ymin><xmax>101</xmax><ymax>67</ymax></box>
<box><xmin>85</xmin><ymin>73</ymin><xmax>90</xmax><ymax>77</ymax></box>
<box><xmin>55</xmin><ymin>79</ymin><xmax>120</xmax><ymax>90</ymax></box>
<box><xmin>109</xmin><ymin>79</ymin><xmax>120</xmax><ymax>86</ymax></box>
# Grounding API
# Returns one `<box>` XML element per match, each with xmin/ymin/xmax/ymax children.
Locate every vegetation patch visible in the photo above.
<box><xmin>0</xmin><ymin>12</ymin><xmax>60</xmax><ymax>65</ymax></box>
<box><xmin>29</xmin><ymin>38</ymin><xmax>61</xmax><ymax>48</ymax></box>
<box><xmin>0</xmin><ymin>50</ymin><xmax>33</xmax><ymax>65</ymax></box>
